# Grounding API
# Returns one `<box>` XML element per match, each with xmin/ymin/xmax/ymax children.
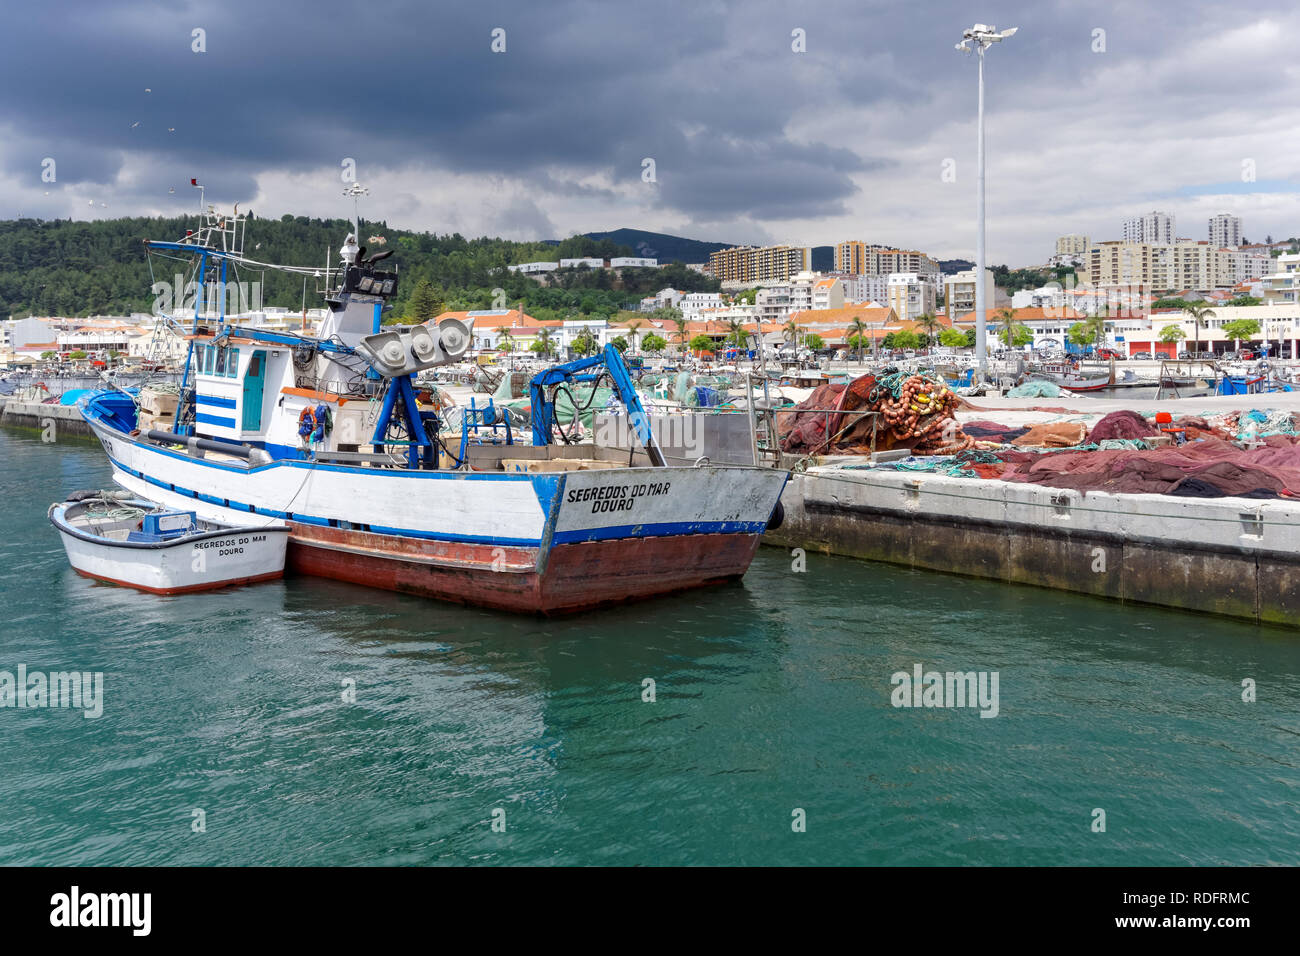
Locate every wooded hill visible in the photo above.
<box><xmin>0</xmin><ymin>214</ymin><xmax>721</xmax><ymax>322</ymax></box>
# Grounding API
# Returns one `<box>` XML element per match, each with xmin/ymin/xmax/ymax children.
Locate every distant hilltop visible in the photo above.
<box><xmin>547</xmin><ymin>229</ymin><xmax>840</xmax><ymax>272</ymax></box>
<box><xmin>544</xmin><ymin>228</ymin><xmax>735</xmax><ymax>265</ymax></box>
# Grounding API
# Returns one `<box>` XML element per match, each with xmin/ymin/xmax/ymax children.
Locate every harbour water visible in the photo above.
<box><xmin>2</xmin><ymin>426</ymin><xmax>1297</xmax><ymax>866</ymax></box>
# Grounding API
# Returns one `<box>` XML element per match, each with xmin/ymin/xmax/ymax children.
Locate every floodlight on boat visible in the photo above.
<box><xmin>355</xmin><ymin>330</ymin><xmax>409</xmax><ymax>376</ymax></box>
<box><xmin>409</xmin><ymin>325</ymin><xmax>439</xmax><ymax>363</ymax></box>
<box><xmin>437</xmin><ymin>318</ymin><xmax>472</xmax><ymax>360</ymax></box>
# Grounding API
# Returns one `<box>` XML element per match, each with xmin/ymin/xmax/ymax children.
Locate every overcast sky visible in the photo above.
<box><xmin>4</xmin><ymin>0</ymin><xmax>1299</xmax><ymax>265</ymax></box>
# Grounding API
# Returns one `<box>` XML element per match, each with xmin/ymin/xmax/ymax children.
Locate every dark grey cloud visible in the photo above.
<box><xmin>3</xmin><ymin>0</ymin><xmax>1299</xmax><ymax>257</ymax></box>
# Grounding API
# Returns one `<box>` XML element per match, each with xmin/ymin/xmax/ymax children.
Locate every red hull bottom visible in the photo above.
<box><xmin>285</xmin><ymin>523</ymin><xmax>761</xmax><ymax>614</ymax></box>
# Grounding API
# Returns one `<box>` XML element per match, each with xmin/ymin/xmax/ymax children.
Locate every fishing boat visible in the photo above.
<box><xmin>49</xmin><ymin>491</ymin><xmax>288</xmax><ymax>594</ymax></box>
<box><xmin>1027</xmin><ymin>358</ymin><xmax>1115</xmax><ymax>393</ymax></box>
<box><xmin>77</xmin><ymin>202</ymin><xmax>789</xmax><ymax>614</ymax></box>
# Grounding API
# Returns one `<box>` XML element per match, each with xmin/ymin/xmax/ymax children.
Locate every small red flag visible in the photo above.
<box><xmin>190</xmin><ymin>178</ymin><xmax>199</xmax><ymax>186</ymax></box>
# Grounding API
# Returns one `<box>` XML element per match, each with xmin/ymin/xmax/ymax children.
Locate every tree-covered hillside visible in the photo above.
<box><xmin>0</xmin><ymin>214</ymin><xmax>720</xmax><ymax>321</ymax></box>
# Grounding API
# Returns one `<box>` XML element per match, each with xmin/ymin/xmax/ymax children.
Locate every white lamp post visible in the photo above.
<box><xmin>956</xmin><ymin>23</ymin><xmax>1017</xmax><ymax>381</ymax></box>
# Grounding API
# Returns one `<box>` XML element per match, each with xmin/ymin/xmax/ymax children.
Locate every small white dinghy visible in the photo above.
<box><xmin>49</xmin><ymin>490</ymin><xmax>288</xmax><ymax>594</ymax></box>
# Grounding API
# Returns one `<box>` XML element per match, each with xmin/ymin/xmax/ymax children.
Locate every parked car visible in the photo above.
<box><xmin>1095</xmin><ymin>347</ymin><xmax>1125</xmax><ymax>360</ymax></box>
<box><xmin>1132</xmin><ymin>351</ymin><xmax>1152</xmax><ymax>360</ymax></box>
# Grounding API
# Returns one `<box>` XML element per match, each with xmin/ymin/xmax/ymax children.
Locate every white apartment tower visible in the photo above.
<box><xmin>1208</xmin><ymin>213</ymin><xmax>1242</xmax><ymax>249</ymax></box>
<box><xmin>1122</xmin><ymin>211</ymin><xmax>1175</xmax><ymax>245</ymax></box>
<box><xmin>1055</xmin><ymin>235</ymin><xmax>1090</xmax><ymax>257</ymax></box>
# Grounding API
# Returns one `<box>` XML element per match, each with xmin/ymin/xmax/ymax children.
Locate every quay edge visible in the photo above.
<box><xmin>765</xmin><ymin>466</ymin><xmax>1300</xmax><ymax>626</ymax></box>
<box><xmin>0</xmin><ymin>400</ymin><xmax>96</xmax><ymax>437</ymax></box>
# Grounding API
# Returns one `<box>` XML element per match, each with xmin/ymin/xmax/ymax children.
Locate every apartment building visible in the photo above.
<box><xmin>679</xmin><ymin>292</ymin><xmax>725</xmax><ymax>320</ymax></box>
<box><xmin>1208</xmin><ymin>214</ymin><xmax>1242</xmax><ymax>249</ymax></box>
<box><xmin>810</xmin><ymin>277</ymin><xmax>845</xmax><ymax>311</ymax></box>
<box><xmin>887</xmin><ymin>273</ymin><xmax>937</xmax><ymax>322</ymax></box>
<box><xmin>1055</xmin><ymin>234</ymin><xmax>1090</xmax><ymax>257</ymax></box>
<box><xmin>709</xmin><ymin>244</ymin><xmax>811</xmax><ymax>284</ymax></box>
<box><xmin>1122</xmin><ymin>211</ymin><xmax>1175</xmax><ymax>244</ymax></box>
<box><xmin>1262</xmin><ymin>253</ymin><xmax>1300</xmax><ymax>305</ymax></box>
<box><xmin>834</xmin><ymin>273</ymin><xmax>889</xmax><ymax>305</ymax></box>
<box><xmin>833</xmin><ymin>241</ymin><xmax>940</xmax><ymax>278</ymax></box>
<box><xmin>507</xmin><ymin>261</ymin><xmax>560</xmax><ymax>275</ymax></box>
<box><xmin>1084</xmin><ymin>240</ymin><xmax>1263</xmax><ymax>291</ymax></box>
<box><xmin>638</xmin><ymin>288</ymin><xmax>685</xmax><ymax>312</ymax></box>
<box><xmin>746</xmin><ymin>272</ymin><xmax>844</xmax><ymax>324</ymax></box>
<box><xmin>943</xmin><ymin>268</ymin><xmax>996</xmax><ymax>319</ymax></box>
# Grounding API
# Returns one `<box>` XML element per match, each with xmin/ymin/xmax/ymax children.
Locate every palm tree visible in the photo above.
<box><xmin>725</xmin><ymin>318</ymin><xmax>748</xmax><ymax>351</ymax></box>
<box><xmin>626</xmin><ymin>319</ymin><xmax>643</xmax><ymax>353</ymax></box>
<box><xmin>672</xmin><ymin>316</ymin><xmax>689</xmax><ymax>355</ymax></box>
<box><xmin>848</xmin><ymin>316</ymin><xmax>869</xmax><ymax>364</ymax></box>
<box><xmin>915</xmin><ymin>312</ymin><xmax>942</xmax><ymax>350</ymax></box>
<box><xmin>994</xmin><ymin>307</ymin><xmax>1019</xmax><ymax>348</ymax></box>
<box><xmin>782</xmin><ymin>319</ymin><xmax>800</xmax><ymax>348</ymax></box>
<box><xmin>536</xmin><ymin>327</ymin><xmax>555</xmax><ymax>358</ymax></box>
<box><xmin>1185</xmin><ymin>304</ymin><xmax>1216</xmax><ymax>357</ymax></box>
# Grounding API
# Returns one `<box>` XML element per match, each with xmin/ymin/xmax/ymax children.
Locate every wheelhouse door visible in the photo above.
<box><xmin>241</xmin><ymin>350</ymin><xmax>267</xmax><ymax>431</ymax></box>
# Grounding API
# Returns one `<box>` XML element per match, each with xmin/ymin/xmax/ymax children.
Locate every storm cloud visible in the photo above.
<box><xmin>3</xmin><ymin>0</ymin><xmax>1299</xmax><ymax>264</ymax></box>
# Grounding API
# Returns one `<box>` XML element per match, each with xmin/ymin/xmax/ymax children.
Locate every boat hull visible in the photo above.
<box><xmin>287</xmin><ymin>523</ymin><xmax>760</xmax><ymax>614</ymax></box>
<box><xmin>80</xmin><ymin>403</ymin><xmax>788</xmax><ymax>614</ymax></box>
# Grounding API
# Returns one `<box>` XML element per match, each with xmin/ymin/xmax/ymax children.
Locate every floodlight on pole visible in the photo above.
<box><xmin>956</xmin><ymin>24</ymin><xmax>1017</xmax><ymax>381</ymax></box>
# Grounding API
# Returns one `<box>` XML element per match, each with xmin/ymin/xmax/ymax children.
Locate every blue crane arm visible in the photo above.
<box><xmin>529</xmin><ymin>344</ymin><xmax>666</xmax><ymax>466</ymax></box>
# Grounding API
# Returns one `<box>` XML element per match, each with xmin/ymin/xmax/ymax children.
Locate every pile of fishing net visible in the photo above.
<box><xmin>994</xmin><ymin>436</ymin><xmax>1300</xmax><ymax>498</ymax></box>
<box><xmin>1206</xmin><ymin>408</ymin><xmax>1300</xmax><ymax>442</ymax></box>
<box><xmin>867</xmin><ymin>370</ymin><xmax>974</xmax><ymax>454</ymax></box>
<box><xmin>1086</xmin><ymin>410</ymin><xmax>1158</xmax><ymax>443</ymax></box>
<box><xmin>1005</xmin><ymin>380</ymin><xmax>1063</xmax><ymax>398</ymax></box>
<box><xmin>871</xmin><ymin>436</ymin><xmax>1300</xmax><ymax>497</ymax></box>
<box><xmin>779</xmin><ymin>370</ymin><xmax>973</xmax><ymax>455</ymax></box>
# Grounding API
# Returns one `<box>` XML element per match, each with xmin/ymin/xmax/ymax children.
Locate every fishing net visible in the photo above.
<box><xmin>1005</xmin><ymin>380</ymin><xmax>1063</xmax><ymax>398</ymax></box>
<box><xmin>778</xmin><ymin>370</ymin><xmax>973</xmax><ymax>456</ymax></box>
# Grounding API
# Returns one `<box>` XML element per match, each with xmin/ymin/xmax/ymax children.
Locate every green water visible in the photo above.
<box><xmin>2</xmin><ymin>427</ymin><xmax>1297</xmax><ymax>866</ymax></box>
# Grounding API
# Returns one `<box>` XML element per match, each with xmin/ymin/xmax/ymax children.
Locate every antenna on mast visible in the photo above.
<box><xmin>343</xmin><ymin>182</ymin><xmax>369</xmax><ymax>250</ymax></box>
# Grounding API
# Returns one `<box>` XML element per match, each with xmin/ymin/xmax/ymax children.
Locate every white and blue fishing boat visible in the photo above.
<box><xmin>78</xmin><ymin>202</ymin><xmax>788</xmax><ymax>614</ymax></box>
<box><xmin>49</xmin><ymin>491</ymin><xmax>288</xmax><ymax>594</ymax></box>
